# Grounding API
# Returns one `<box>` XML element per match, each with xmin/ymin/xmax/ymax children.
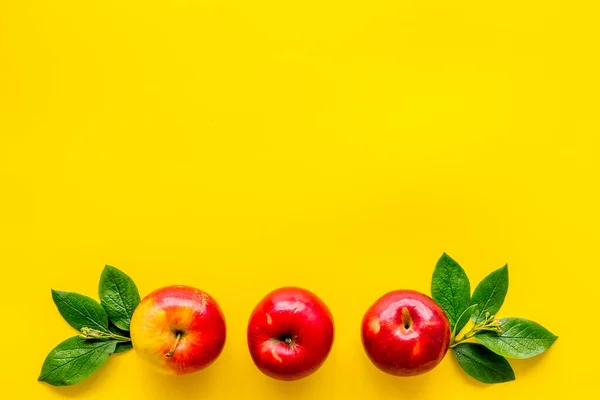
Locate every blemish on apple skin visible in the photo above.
<box><xmin>412</xmin><ymin>341</ymin><xmax>421</xmax><ymax>357</ymax></box>
<box><xmin>369</xmin><ymin>318</ymin><xmax>381</xmax><ymax>334</ymax></box>
<box><xmin>419</xmin><ymin>321</ymin><xmax>440</xmax><ymax>328</ymax></box>
<box><xmin>271</xmin><ymin>348</ymin><xmax>283</xmax><ymax>363</ymax></box>
<box><xmin>266</xmin><ymin>313</ymin><xmax>273</xmax><ymax>325</ymax></box>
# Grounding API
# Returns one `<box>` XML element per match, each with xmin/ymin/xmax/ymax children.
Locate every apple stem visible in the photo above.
<box><xmin>450</xmin><ymin>303</ymin><xmax>479</xmax><ymax>342</ymax></box>
<box><xmin>401</xmin><ymin>307</ymin><xmax>412</xmax><ymax>329</ymax></box>
<box><xmin>166</xmin><ymin>332</ymin><xmax>183</xmax><ymax>357</ymax></box>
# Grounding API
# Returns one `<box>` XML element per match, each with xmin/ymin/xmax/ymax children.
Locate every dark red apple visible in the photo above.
<box><xmin>361</xmin><ymin>290</ymin><xmax>450</xmax><ymax>376</ymax></box>
<box><xmin>247</xmin><ymin>287</ymin><xmax>334</xmax><ymax>380</ymax></box>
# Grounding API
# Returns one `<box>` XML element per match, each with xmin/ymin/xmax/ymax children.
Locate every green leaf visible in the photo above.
<box><xmin>452</xmin><ymin>343</ymin><xmax>515</xmax><ymax>384</ymax></box>
<box><xmin>471</xmin><ymin>264</ymin><xmax>509</xmax><ymax>324</ymax></box>
<box><xmin>51</xmin><ymin>290</ymin><xmax>109</xmax><ymax>332</ymax></box>
<box><xmin>108</xmin><ymin>323</ymin><xmax>133</xmax><ymax>354</ymax></box>
<box><xmin>476</xmin><ymin>318</ymin><xmax>558</xmax><ymax>359</ymax></box>
<box><xmin>38</xmin><ymin>336</ymin><xmax>117</xmax><ymax>386</ymax></box>
<box><xmin>113</xmin><ymin>341</ymin><xmax>133</xmax><ymax>354</ymax></box>
<box><xmin>431</xmin><ymin>253</ymin><xmax>471</xmax><ymax>333</ymax></box>
<box><xmin>99</xmin><ymin>265</ymin><xmax>141</xmax><ymax>331</ymax></box>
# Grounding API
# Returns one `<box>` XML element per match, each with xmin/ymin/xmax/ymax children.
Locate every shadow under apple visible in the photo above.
<box><xmin>248</xmin><ymin>366</ymin><xmax>335</xmax><ymax>400</ymax></box>
<box><xmin>137</xmin><ymin>361</ymin><xmax>222</xmax><ymax>399</ymax></box>
<box><xmin>360</xmin><ymin>353</ymin><xmax>432</xmax><ymax>397</ymax></box>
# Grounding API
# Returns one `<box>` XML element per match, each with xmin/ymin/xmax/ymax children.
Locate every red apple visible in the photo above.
<box><xmin>361</xmin><ymin>290</ymin><xmax>450</xmax><ymax>376</ymax></box>
<box><xmin>130</xmin><ymin>285</ymin><xmax>226</xmax><ymax>375</ymax></box>
<box><xmin>247</xmin><ymin>287</ymin><xmax>334</xmax><ymax>380</ymax></box>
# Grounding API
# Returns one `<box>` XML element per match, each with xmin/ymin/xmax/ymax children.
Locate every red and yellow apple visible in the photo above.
<box><xmin>130</xmin><ymin>285</ymin><xmax>226</xmax><ymax>375</ymax></box>
<box><xmin>361</xmin><ymin>290</ymin><xmax>450</xmax><ymax>376</ymax></box>
<box><xmin>247</xmin><ymin>287</ymin><xmax>334</xmax><ymax>380</ymax></box>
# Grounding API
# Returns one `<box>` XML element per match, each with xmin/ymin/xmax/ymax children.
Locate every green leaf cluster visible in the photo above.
<box><xmin>431</xmin><ymin>253</ymin><xmax>557</xmax><ymax>384</ymax></box>
<box><xmin>38</xmin><ymin>266</ymin><xmax>140</xmax><ymax>386</ymax></box>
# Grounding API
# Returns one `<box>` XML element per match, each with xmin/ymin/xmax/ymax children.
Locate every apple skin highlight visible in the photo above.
<box><xmin>130</xmin><ymin>285</ymin><xmax>226</xmax><ymax>375</ymax></box>
<box><xmin>247</xmin><ymin>287</ymin><xmax>334</xmax><ymax>381</ymax></box>
<box><xmin>361</xmin><ymin>290</ymin><xmax>450</xmax><ymax>376</ymax></box>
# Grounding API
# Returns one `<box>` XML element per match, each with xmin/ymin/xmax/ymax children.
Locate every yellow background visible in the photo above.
<box><xmin>1</xmin><ymin>1</ymin><xmax>598</xmax><ymax>398</ymax></box>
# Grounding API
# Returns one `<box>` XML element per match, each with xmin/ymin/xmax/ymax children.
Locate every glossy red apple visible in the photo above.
<box><xmin>130</xmin><ymin>285</ymin><xmax>226</xmax><ymax>375</ymax></box>
<box><xmin>361</xmin><ymin>290</ymin><xmax>450</xmax><ymax>376</ymax></box>
<box><xmin>247</xmin><ymin>287</ymin><xmax>334</xmax><ymax>380</ymax></box>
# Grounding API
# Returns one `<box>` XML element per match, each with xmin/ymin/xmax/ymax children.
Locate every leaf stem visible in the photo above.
<box><xmin>80</xmin><ymin>327</ymin><xmax>131</xmax><ymax>342</ymax></box>
<box><xmin>449</xmin><ymin>312</ymin><xmax>502</xmax><ymax>348</ymax></box>
<box><xmin>450</xmin><ymin>303</ymin><xmax>478</xmax><ymax>341</ymax></box>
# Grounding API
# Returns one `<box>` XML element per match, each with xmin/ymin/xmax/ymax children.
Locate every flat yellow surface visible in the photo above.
<box><xmin>1</xmin><ymin>1</ymin><xmax>598</xmax><ymax>398</ymax></box>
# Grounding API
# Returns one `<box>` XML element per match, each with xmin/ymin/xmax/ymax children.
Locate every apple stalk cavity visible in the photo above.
<box><xmin>362</xmin><ymin>290</ymin><xmax>451</xmax><ymax>376</ymax></box>
<box><xmin>247</xmin><ymin>287</ymin><xmax>334</xmax><ymax>381</ymax></box>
